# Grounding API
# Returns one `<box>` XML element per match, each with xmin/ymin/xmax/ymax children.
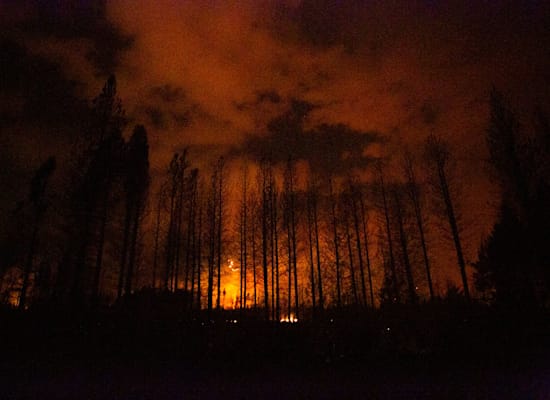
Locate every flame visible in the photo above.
<box><xmin>227</xmin><ymin>258</ymin><xmax>239</xmax><ymax>272</ymax></box>
<box><xmin>220</xmin><ymin>258</ymin><xmax>240</xmax><ymax>309</ymax></box>
<box><xmin>280</xmin><ymin>314</ymin><xmax>298</xmax><ymax>323</ymax></box>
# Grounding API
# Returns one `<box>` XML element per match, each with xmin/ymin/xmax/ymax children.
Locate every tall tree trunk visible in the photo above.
<box><xmin>19</xmin><ymin>213</ymin><xmax>40</xmax><ymax>309</ymax></box>
<box><xmin>165</xmin><ymin>167</ymin><xmax>178</xmax><ymax>290</ymax></box>
<box><xmin>262</xmin><ymin>176</ymin><xmax>269</xmax><ymax>320</ymax></box>
<box><xmin>173</xmin><ymin>171</ymin><xmax>184</xmax><ymax>291</ymax></box>
<box><xmin>270</xmin><ymin>186</ymin><xmax>275</xmax><ymax>319</ymax></box>
<box><xmin>351</xmin><ymin>187</ymin><xmax>367</xmax><ymax>307</ymax></box>
<box><xmin>404</xmin><ymin>154</ymin><xmax>434</xmax><ymax>301</ymax></box>
<box><xmin>252</xmin><ymin>214</ymin><xmax>257</xmax><ymax>309</ymax></box>
<box><xmin>243</xmin><ymin>195</ymin><xmax>247</xmax><ymax>309</ymax></box>
<box><xmin>273</xmin><ymin>189</ymin><xmax>280</xmax><ymax>320</ymax></box>
<box><xmin>240</xmin><ymin>208</ymin><xmax>244</xmax><ymax>310</ymax></box>
<box><xmin>207</xmin><ymin>176</ymin><xmax>216</xmax><ymax>316</ymax></box>
<box><xmin>117</xmin><ymin>198</ymin><xmax>131</xmax><ymax>300</ymax></box>
<box><xmin>93</xmin><ymin>190</ymin><xmax>109</xmax><ymax>303</ymax></box>
<box><xmin>152</xmin><ymin>189</ymin><xmax>162</xmax><ymax>289</ymax></box>
<box><xmin>216</xmin><ymin>159</ymin><xmax>224</xmax><ymax>309</ymax></box>
<box><xmin>286</xmin><ymin>218</ymin><xmax>292</xmax><ymax>318</ymax></box>
<box><xmin>329</xmin><ymin>178</ymin><xmax>342</xmax><ymax>308</ymax></box>
<box><xmin>291</xmin><ymin>187</ymin><xmax>299</xmax><ymax>319</ymax></box>
<box><xmin>394</xmin><ymin>190</ymin><xmax>417</xmax><ymax>304</ymax></box>
<box><xmin>438</xmin><ymin>164</ymin><xmax>470</xmax><ymax>300</ymax></box>
<box><xmin>307</xmin><ymin>193</ymin><xmax>316</xmax><ymax>315</ymax></box>
<box><xmin>379</xmin><ymin>167</ymin><xmax>400</xmax><ymax>303</ymax></box>
<box><xmin>125</xmin><ymin>199</ymin><xmax>142</xmax><ymax>296</ymax></box>
<box><xmin>359</xmin><ymin>192</ymin><xmax>375</xmax><ymax>308</ymax></box>
<box><xmin>345</xmin><ymin>211</ymin><xmax>359</xmax><ymax>306</ymax></box>
<box><xmin>196</xmin><ymin>205</ymin><xmax>203</xmax><ymax>310</ymax></box>
<box><xmin>312</xmin><ymin>191</ymin><xmax>324</xmax><ymax>312</ymax></box>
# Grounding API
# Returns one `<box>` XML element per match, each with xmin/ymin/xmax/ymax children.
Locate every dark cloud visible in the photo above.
<box><xmin>150</xmin><ymin>85</ymin><xmax>187</xmax><ymax>104</ymax></box>
<box><xmin>0</xmin><ymin>39</ymin><xmax>88</xmax><ymax>130</ymax></box>
<box><xmin>235</xmin><ymin>90</ymin><xmax>281</xmax><ymax>112</ymax></box>
<box><xmin>140</xmin><ymin>85</ymin><xmax>192</xmax><ymax>130</ymax></box>
<box><xmin>256</xmin><ymin>90</ymin><xmax>282</xmax><ymax>105</ymax></box>
<box><xmin>420</xmin><ymin>101</ymin><xmax>440</xmax><ymax>126</ymax></box>
<box><xmin>2</xmin><ymin>0</ymin><xmax>133</xmax><ymax>77</ymax></box>
<box><xmin>142</xmin><ymin>106</ymin><xmax>191</xmax><ymax>131</ymax></box>
<box><xmin>234</xmin><ymin>100</ymin><xmax>382</xmax><ymax>176</ymax></box>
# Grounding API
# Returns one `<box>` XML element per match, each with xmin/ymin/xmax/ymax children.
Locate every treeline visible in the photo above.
<box><xmin>1</xmin><ymin>77</ymin><xmax>549</xmax><ymax>319</ymax></box>
<box><xmin>1</xmin><ymin>76</ymin><xmax>150</xmax><ymax>309</ymax></box>
<box><xmin>474</xmin><ymin>90</ymin><xmax>550</xmax><ymax>310</ymax></box>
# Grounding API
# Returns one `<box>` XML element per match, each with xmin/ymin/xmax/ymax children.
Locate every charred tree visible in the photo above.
<box><xmin>403</xmin><ymin>151</ymin><xmax>434</xmax><ymax>301</ymax></box>
<box><xmin>376</xmin><ymin>162</ymin><xmax>400</xmax><ymax>303</ymax></box>
<box><xmin>424</xmin><ymin>134</ymin><xmax>470</xmax><ymax>301</ymax></box>
<box><xmin>19</xmin><ymin>157</ymin><xmax>56</xmax><ymax>309</ymax></box>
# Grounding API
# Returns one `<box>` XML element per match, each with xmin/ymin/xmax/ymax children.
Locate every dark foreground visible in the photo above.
<box><xmin>1</xmin><ymin>302</ymin><xmax>549</xmax><ymax>399</ymax></box>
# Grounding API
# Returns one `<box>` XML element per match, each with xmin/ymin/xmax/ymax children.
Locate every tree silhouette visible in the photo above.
<box><xmin>474</xmin><ymin>90</ymin><xmax>550</xmax><ymax>308</ymax></box>
<box><xmin>424</xmin><ymin>134</ymin><xmax>470</xmax><ymax>301</ymax></box>
<box><xmin>117</xmin><ymin>125</ymin><xmax>150</xmax><ymax>300</ymax></box>
<box><xmin>19</xmin><ymin>157</ymin><xmax>56</xmax><ymax>309</ymax></box>
<box><xmin>375</xmin><ymin>162</ymin><xmax>399</xmax><ymax>304</ymax></box>
<box><xmin>403</xmin><ymin>151</ymin><xmax>434</xmax><ymax>301</ymax></box>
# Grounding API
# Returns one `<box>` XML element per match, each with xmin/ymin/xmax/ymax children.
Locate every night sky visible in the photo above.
<box><xmin>2</xmin><ymin>0</ymin><xmax>550</xmax><ymax>291</ymax></box>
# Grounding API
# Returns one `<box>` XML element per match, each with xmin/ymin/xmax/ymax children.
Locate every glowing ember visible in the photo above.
<box><xmin>227</xmin><ymin>258</ymin><xmax>239</xmax><ymax>272</ymax></box>
<box><xmin>280</xmin><ymin>314</ymin><xmax>299</xmax><ymax>323</ymax></box>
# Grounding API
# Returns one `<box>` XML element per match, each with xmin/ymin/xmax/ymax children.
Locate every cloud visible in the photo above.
<box><xmin>233</xmin><ymin>100</ymin><xmax>382</xmax><ymax>177</ymax></box>
<box><xmin>1</xmin><ymin>0</ymin><xmax>132</xmax><ymax>79</ymax></box>
<box><xmin>2</xmin><ymin>0</ymin><xmax>549</xmax><ymax>182</ymax></box>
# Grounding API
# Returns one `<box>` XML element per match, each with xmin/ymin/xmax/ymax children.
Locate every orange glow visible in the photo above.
<box><xmin>222</xmin><ymin>258</ymin><xmax>240</xmax><ymax>309</ymax></box>
<box><xmin>280</xmin><ymin>314</ymin><xmax>299</xmax><ymax>323</ymax></box>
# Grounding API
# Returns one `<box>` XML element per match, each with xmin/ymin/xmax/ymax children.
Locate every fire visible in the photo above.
<box><xmin>222</xmin><ymin>282</ymin><xmax>239</xmax><ymax>309</ymax></box>
<box><xmin>227</xmin><ymin>258</ymin><xmax>239</xmax><ymax>272</ymax></box>
<box><xmin>280</xmin><ymin>314</ymin><xmax>299</xmax><ymax>323</ymax></box>
<box><xmin>221</xmin><ymin>258</ymin><xmax>240</xmax><ymax>309</ymax></box>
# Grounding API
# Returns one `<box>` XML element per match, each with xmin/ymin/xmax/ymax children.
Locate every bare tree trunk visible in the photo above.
<box><xmin>329</xmin><ymin>178</ymin><xmax>342</xmax><ymax>308</ymax></box>
<box><xmin>378</xmin><ymin>165</ymin><xmax>400</xmax><ymax>303</ymax></box>
<box><xmin>243</xmin><ymin>194</ymin><xmax>247</xmax><ymax>309</ymax></box>
<box><xmin>425</xmin><ymin>135</ymin><xmax>469</xmax><ymax>300</ymax></box>
<box><xmin>238</xmin><ymin>165</ymin><xmax>249</xmax><ymax>310</ymax></box>
<box><xmin>345</xmin><ymin>210</ymin><xmax>359</xmax><ymax>306</ymax></box>
<box><xmin>307</xmin><ymin>190</ymin><xmax>316</xmax><ymax>315</ymax></box>
<box><xmin>125</xmin><ymin>201</ymin><xmax>142</xmax><ymax>296</ymax></box>
<box><xmin>152</xmin><ymin>189</ymin><xmax>162</xmax><ymax>289</ymax></box>
<box><xmin>165</xmin><ymin>157</ymin><xmax>179</xmax><ymax>290</ymax></box>
<box><xmin>216</xmin><ymin>158</ymin><xmax>224</xmax><ymax>309</ymax></box>
<box><xmin>94</xmin><ymin>182</ymin><xmax>111</xmax><ymax>304</ymax></box>
<box><xmin>262</xmin><ymin>168</ymin><xmax>270</xmax><ymax>320</ymax></box>
<box><xmin>117</xmin><ymin>196</ymin><xmax>130</xmax><ymax>300</ymax></box>
<box><xmin>240</xmin><ymin>206</ymin><xmax>244</xmax><ymax>310</ymax></box>
<box><xmin>252</xmin><ymin>212</ymin><xmax>257</xmax><ymax>309</ymax></box>
<box><xmin>393</xmin><ymin>189</ymin><xmax>417</xmax><ymax>304</ymax></box>
<box><xmin>286</xmin><ymin>216</ymin><xmax>292</xmax><ymax>318</ymax></box>
<box><xmin>350</xmin><ymin>185</ymin><xmax>367</xmax><ymax>307</ymax></box>
<box><xmin>19</xmin><ymin>214</ymin><xmax>40</xmax><ymax>309</ymax></box>
<box><xmin>273</xmin><ymin>189</ymin><xmax>280</xmax><ymax>320</ymax></box>
<box><xmin>207</xmin><ymin>171</ymin><xmax>217</xmax><ymax>316</ymax></box>
<box><xmin>291</xmin><ymin>184</ymin><xmax>299</xmax><ymax>319</ymax></box>
<box><xmin>312</xmin><ymin>189</ymin><xmax>324</xmax><ymax>312</ymax></box>
<box><xmin>438</xmin><ymin>164</ymin><xmax>470</xmax><ymax>300</ymax></box>
<box><xmin>284</xmin><ymin>157</ymin><xmax>299</xmax><ymax>318</ymax></box>
<box><xmin>188</xmin><ymin>174</ymin><xmax>198</xmax><ymax>308</ymax></box>
<box><xmin>358</xmin><ymin>192</ymin><xmax>374</xmax><ymax>308</ymax></box>
<box><xmin>270</xmin><ymin>182</ymin><xmax>275</xmax><ymax>320</ymax></box>
<box><xmin>404</xmin><ymin>153</ymin><xmax>434</xmax><ymax>301</ymax></box>
<box><xmin>196</xmin><ymin>204</ymin><xmax>203</xmax><ymax>310</ymax></box>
